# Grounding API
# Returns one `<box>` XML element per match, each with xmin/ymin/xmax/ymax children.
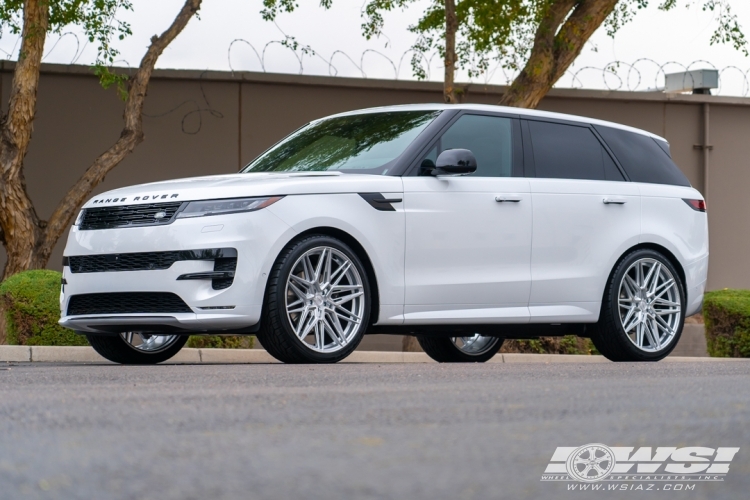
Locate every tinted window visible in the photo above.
<box><xmin>437</xmin><ymin>114</ymin><xmax>514</xmax><ymax>177</ymax></box>
<box><xmin>527</xmin><ymin>120</ymin><xmax>624</xmax><ymax>181</ymax></box>
<box><xmin>242</xmin><ymin>111</ymin><xmax>440</xmax><ymax>175</ymax></box>
<box><xmin>594</xmin><ymin>125</ymin><xmax>690</xmax><ymax>186</ymax></box>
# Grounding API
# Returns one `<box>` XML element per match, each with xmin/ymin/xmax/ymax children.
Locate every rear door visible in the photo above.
<box><xmin>402</xmin><ymin>113</ymin><xmax>532</xmax><ymax>324</ymax></box>
<box><xmin>523</xmin><ymin>119</ymin><xmax>641</xmax><ymax>323</ymax></box>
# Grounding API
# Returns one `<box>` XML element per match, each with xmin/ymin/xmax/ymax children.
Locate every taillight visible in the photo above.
<box><xmin>683</xmin><ymin>199</ymin><xmax>707</xmax><ymax>212</ymax></box>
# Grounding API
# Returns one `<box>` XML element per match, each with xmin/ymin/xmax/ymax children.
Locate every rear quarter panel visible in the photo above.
<box><xmin>638</xmin><ymin>183</ymin><xmax>709</xmax><ymax>315</ymax></box>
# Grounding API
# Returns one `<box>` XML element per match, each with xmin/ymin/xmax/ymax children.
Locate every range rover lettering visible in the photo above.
<box><xmin>59</xmin><ymin>104</ymin><xmax>708</xmax><ymax>364</ymax></box>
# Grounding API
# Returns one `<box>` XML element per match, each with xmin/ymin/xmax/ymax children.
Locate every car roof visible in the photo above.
<box><xmin>324</xmin><ymin>103</ymin><xmax>667</xmax><ymax>142</ymax></box>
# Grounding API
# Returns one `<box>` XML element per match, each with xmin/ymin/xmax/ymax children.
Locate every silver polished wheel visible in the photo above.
<box><xmin>618</xmin><ymin>258</ymin><xmax>682</xmax><ymax>353</ymax></box>
<box><xmin>450</xmin><ymin>334</ymin><xmax>501</xmax><ymax>356</ymax></box>
<box><xmin>120</xmin><ymin>332</ymin><xmax>180</xmax><ymax>353</ymax></box>
<box><xmin>285</xmin><ymin>246</ymin><xmax>366</xmax><ymax>353</ymax></box>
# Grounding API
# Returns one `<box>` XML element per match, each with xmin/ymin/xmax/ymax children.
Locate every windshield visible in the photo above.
<box><xmin>241</xmin><ymin>110</ymin><xmax>441</xmax><ymax>175</ymax></box>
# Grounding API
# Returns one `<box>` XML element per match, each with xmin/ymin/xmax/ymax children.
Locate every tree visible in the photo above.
<box><xmin>263</xmin><ymin>0</ymin><xmax>747</xmax><ymax>108</ymax></box>
<box><xmin>0</xmin><ymin>0</ymin><xmax>203</xmax><ymax>279</ymax></box>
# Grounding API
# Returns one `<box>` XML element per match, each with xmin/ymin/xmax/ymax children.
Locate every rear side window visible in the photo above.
<box><xmin>526</xmin><ymin>120</ymin><xmax>624</xmax><ymax>181</ymax></box>
<box><xmin>593</xmin><ymin>125</ymin><xmax>690</xmax><ymax>186</ymax></box>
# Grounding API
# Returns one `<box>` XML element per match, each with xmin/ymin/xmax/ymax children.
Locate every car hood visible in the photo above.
<box><xmin>83</xmin><ymin>172</ymin><xmax>404</xmax><ymax>208</ymax></box>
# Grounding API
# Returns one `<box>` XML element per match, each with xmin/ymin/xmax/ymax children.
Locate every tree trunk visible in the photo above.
<box><xmin>499</xmin><ymin>0</ymin><xmax>619</xmax><ymax>109</ymax></box>
<box><xmin>443</xmin><ymin>0</ymin><xmax>458</xmax><ymax>104</ymax></box>
<box><xmin>0</xmin><ymin>0</ymin><xmax>50</xmax><ymax>278</ymax></box>
<box><xmin>0</xmin><ymin>0</ymin><xmax>203</xmax><ymax>281</ymax></box>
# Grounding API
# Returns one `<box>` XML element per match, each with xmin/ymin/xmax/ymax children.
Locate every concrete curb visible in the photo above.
<box><xmin>1</xmin><ymin>345</ymin><xmax>748</xmax><ymax>364</ymax></box>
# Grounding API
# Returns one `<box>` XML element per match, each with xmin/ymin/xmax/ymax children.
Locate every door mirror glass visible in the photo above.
<box><xmin>433</xmin><ymin>149</ymin><xmax>477</xmax><ymax>176</ymax></box>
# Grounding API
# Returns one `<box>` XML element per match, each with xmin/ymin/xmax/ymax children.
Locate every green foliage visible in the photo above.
<box><xmin>187</xmin><ymin>335</ymin><xmax>255</xmax><ymax>349</ymax></box>
<box><xmin>262</xmin><ymin>0</ymin><xmax>748</xmax><ymax>79</ymax></box>
<box><xmin>0</xmin><ymin>0</ymin><xmax>134</xmax><ymax>95</ymax></box>
<box><xmin>501</xmin><ymin>335</ymin><xmax>600</xmax><ymax>355</ymax></box>
<box><xmin>703</xmin><ymin>289</ymin><xmax>750</xmax><ymax>357</ymax></box>
<box><xmin>0</xmin><ymin>270</ymin><xmax>87</xmax><ymax>346</ymax></box>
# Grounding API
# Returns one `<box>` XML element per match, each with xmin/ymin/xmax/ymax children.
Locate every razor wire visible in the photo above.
<box><xmin>2</xmin><ymin>31</ymin><xmax>750</xmax><ymax>97</ymax></box>
<box><xmin>226</xmin><ymin>37</ymin><xmax>750</xmax><ymax>97</ymax></box>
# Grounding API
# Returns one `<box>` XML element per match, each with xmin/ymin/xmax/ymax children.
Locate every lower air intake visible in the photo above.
<box><xmin>66</xmin><ymin>292</ymin><xmax>193</xmax><ymax>316</ymax></box>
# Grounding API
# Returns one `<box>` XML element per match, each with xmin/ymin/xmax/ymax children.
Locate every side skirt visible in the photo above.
<box><xmin>366</xmin><ymin>323</ymin><xmax>591</xmax><ymax>338</ymax></box>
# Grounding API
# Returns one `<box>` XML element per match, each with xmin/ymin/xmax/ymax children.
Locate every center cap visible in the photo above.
<box><xmin>313</xmin><ymin>294</ymin><xmax>324</xmax><ymax>307</ymax></box>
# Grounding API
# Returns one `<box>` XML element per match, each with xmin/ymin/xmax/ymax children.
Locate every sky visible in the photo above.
<box><xmin>2</xmin><ymin>0</ymin><xmax>750</xmax><ymax>96</ymax></box>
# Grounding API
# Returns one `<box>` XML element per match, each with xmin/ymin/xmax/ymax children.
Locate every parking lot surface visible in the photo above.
<box><xmin>1</xmin><ymin>361</ymin><xmax>748</xmax><ymax>499</ymax></box>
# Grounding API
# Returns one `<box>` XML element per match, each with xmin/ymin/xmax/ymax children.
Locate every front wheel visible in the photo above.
<box><xmin>87</xmin><ymin>333</ymin><xmax>188</xmax><ymax>364</ymax></box>
<box><xmin>256</xmin><ymin>235</ymin><xmax>371</xmax><ymax>363</ymax></box>
<box><xmin>591</xmin><ymin>249</ymin><xmax>685</xmax><ymax>362</ymax></box>
<box><xmin>417</xmin><ymin>334</ymin><xmax>503</xmax><ymax>363</ymax></box>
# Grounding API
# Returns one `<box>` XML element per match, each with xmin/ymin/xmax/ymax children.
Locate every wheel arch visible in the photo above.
<box><xmin>604</xmin><ymin>242</ymin><xmax>687</xmax><ymax>303</ymax></box>
<box><xmin>287</xmin><ymin>226</ymin><xmax>381</xmax><ymax>327</ymax></box>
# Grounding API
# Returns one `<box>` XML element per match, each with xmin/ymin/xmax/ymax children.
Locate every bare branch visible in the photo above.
<box><xmin>41</xmin><ymin>0</ymin><xmax>202</xmax><ymax>257</ymax></box>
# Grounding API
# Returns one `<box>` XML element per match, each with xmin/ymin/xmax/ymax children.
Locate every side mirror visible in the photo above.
<box><xmin>434</xmin><ymin>149</ymin><xmax>477</xmax><ymax>176</ymax></box>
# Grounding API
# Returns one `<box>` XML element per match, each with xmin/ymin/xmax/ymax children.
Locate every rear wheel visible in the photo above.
<box><xmin>591</xmin><ymin>249</ymin><xmax>685</xmax><ymax>362</ymax></box>
<box><xmin>87</xmin><ymin>332</ymin><xmax>188</xmax><ymax>364</ymax></box>
<box><xmin>417</xmin><ymin>334</ymin><xmax>503</xmax><ymax>363</ymax></box>
<box><xmin>256</xmin><ymin>235</ymin><xmax>371</xmax><ymax>364</ymax></box>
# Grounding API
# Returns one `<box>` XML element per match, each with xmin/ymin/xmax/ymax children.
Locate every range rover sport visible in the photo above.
<box><xmin>59</xmin><ymin>104</ymin><xmax>708</xmax><ymax>364</ymax></box>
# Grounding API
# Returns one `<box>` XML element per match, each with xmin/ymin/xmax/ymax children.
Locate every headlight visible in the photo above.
<box><xmin>73</xmin><ymin>210</ymin><xmax>85</xmax><ymax>226</ymax></box>
<box><xmin>176</xmin><ymin>196</ymin><xmax>282</xmax><ymax>219</ymax></box>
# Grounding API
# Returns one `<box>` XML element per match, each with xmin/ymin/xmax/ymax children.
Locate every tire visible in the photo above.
<box><xmin>87</xmin><ymin>333</ymin><xmax>188</xmax><ymax>364</ymax></box>
<box><xmin>417</xmin><ymin>334</ymin><xmax>503</xmax><ymax>363</ymax></box>
<box><xmin>256</xmin><ymin>234</ymin><xmax>371</xmax><ymax>364</ymax></box>
<box><xmin>590</xmin><ymin>248</ymin><xmax>685</xmax><ymax>362</ymax></box>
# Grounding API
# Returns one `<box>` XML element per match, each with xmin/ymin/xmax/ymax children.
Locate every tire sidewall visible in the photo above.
<box><xmin>271</xmin><ymin>235</ymin><xmax>371</xmax><ymax>362</ymax></box>
<box><xmin>606</xmin><ymin>249</ymin><xmax>686</xmax><ymax>361</ymax></box>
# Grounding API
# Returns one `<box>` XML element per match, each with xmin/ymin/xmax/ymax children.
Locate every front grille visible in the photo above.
<box><xmin>69</xmin><ymin>252</ymin><xmax>180</xmax><ymax>273</ymax></box>
<box><xmin>67</xmin><ymin>292</ymin><xmax>193</xmax><ymax>316</ymax></box>
<box><xmin>65</xmin><ymin>248</ymin><xmax>237</xmax><ymax>274</ymax></box>
<box><xmin>80</xmin><ymin>202</ymin><xmax>183</xmax><ymax>230</ymax></box>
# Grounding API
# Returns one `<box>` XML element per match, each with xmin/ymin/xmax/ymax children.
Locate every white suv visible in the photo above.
<box><xmin>59</xmin><ymin>104</ymin><xmax>708</xmax><ymax>364</ymax></box>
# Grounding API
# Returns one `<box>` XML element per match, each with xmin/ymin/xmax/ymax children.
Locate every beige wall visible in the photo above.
<box><xmin>2</xmin><ymin>63</ymin><xmax>749</xmax><ymax>290</ymax></box>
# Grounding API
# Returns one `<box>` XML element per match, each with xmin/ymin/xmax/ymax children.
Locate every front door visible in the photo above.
<box><xmin>402</xmin><ymin>114</ymin><xmax>532</xmax><ymax>324</ymax></box>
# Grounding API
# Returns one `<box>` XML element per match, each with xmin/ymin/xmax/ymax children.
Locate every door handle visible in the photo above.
<box><xmin>495</xmin><ymin>195</ymin><xmax>522</xmax><ymax>203</ymax></box>
<box><xmin>603</xmin><ymin>197</ymin><xmax>627</xmax><ymax>205</ymax></box>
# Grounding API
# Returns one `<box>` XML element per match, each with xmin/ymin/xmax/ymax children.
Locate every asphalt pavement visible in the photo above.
<box><xmin>1</xmin><ymin>361</ymin><xmax>749</xmax><ymax>500</ymax></box>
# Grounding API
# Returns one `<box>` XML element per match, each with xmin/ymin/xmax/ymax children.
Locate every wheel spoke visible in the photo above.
<box><xmin>288</xmin><ymin>281</ymin><xmax>309</xmax><ymax>302</ymax></box>
<box><xmin>644</xmin><ymin>320</ymin><xmax>659</xmax><ymax>349</ymax></box>
<box><xmin>623</xmin><ymin>312</ymin><xmax>640</xmax><ymax>334</ymax></box>
<box><xmin>322</xmin><ymin>314</ymin><xmax>343</xmax><ymax>347</ymax></box>
<box><xmin>302</xmin><ymin>255</ymin><xmax>315</xmax><ymax>282</ymax></box>
<box><xmin>313</xmin><ymin>248</ymin><xmax>327</xmax><ymax>281</ymax></box>
<box><xmin>330</xmin><ymin>261</ymin><xmax>351</xmax><ymax>287</ymax></box>
<box><xmin>654</xmin><ymin>308</ymin><xmax>680</xmax><ymax>316</ymax></box>
<box><xmin>654</xmin><ymin>314</ymin><xmax>675</xmax><ymax>335</ymax></box>
<box><xmin>333</xmin><ymin>291</ymin><xmax>364</xmax><ymax>306</ymax></box>
<box><xmin>643</xmin><ymin>262</ymin><xmax>659</xmax><ymax>293</ymax></box>
<box><xmin>289</xmin><ymin>274</ymin><xmax>312</xmax><ymax>288</ymax></box>
<box><xmin>653</xmin><ymin>297</ymin><xmax>679</xmax><ymax>307</ymax></box>
<box><xmin>296</xmin><ymin>308</ymin><xmax>314</xmax><ymax>338</ymax></box>
<box><xmin>635</xmin><ymin>322</ymin><xmax>644</xmax><ymax>348</ymax></box>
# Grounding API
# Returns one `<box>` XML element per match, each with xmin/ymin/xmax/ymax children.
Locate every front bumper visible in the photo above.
<box><xmin>59</xmin><ymin>209</ymin><xmax>293</xmax><ymax>334</ymax></box>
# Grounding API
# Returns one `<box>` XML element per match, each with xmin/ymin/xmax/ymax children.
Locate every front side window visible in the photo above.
<box><xmin>527</xmin><ymin>120</ymin><xmax>624</xmax><ymax>181</ymax></box>
<box><xmin>242</xmin><ymin>111</ymin><xmax>441</xmax><ymax>175</ymax></box>
<box><xmin>420</xmin><ymin>114</ymin><xmax>514</xmax><ymax>177</ymax></box>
